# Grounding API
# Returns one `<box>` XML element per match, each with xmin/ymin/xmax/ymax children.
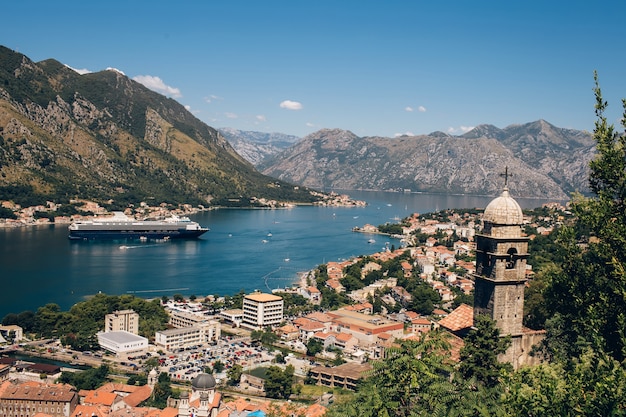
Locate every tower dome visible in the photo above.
<box><xmin>192</xmin><ymin>373</ymin><xmax>216</xmax><ymax>390</ymax></box>
<box><xmin>483</xmin><ymin>188</ymin><xmax>523</xmax><ymax>225</ymax></box>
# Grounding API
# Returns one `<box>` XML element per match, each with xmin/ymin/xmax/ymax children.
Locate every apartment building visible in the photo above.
<box><xmin>241</xmin><ymin>293</ymin><xmax>283</xmax><ymax>330</ymax></box>
<box><xmin>104</xmin><ymin>310</ymin><xmax>139</xmax><ymax>335</ymax></box>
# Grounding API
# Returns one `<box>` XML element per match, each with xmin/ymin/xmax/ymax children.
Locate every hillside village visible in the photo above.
<box><xmin>0</xmin><ymin>191</ymin><xmax>570</xmax><ymax>417</ymax></box>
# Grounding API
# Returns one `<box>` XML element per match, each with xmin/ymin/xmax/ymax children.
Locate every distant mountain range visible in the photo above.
<box><xmin>224</xmin><ymin>121</ymin><xmax>595</xmax><ymax>199</ymax></box>
<box><xmin>217</xmin><ymin>128</ymin><xmax>300</xmax><ymax>166</ymax></box>
<box><xmin>0</xmin><ymin>46</ymin><xmax>319</xmax><ymax>207</ymax></box>
<box><xmin>0</xmin><ymin>46</ymin><xmax>596</xmax><ymax>206</ymax></box>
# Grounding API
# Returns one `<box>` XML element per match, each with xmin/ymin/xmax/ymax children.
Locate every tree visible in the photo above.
<box><xmin>306</xmin><ymin>338</ymin><xmax>323</xmax><ymax>357</ymax></box>
<box><xmin>227</xmin><ymin>364</ymin><xmax>243</xmax><ymax>385</ymax></box>
<box><xmin>458</xmin><ymin>315</ymin><xmax>512</xmax><ymax>388</ymax></box>
<box><xmin>264</xmin><ymin>365</ymin><xmax>294</xmax><ymax>399</ymax></box>
<box><xmin>145</xmin><ymin>372</ymin><xmax>172</xmax><ymax>408</ymax></box>
<box><xmin>541</xmin><ymin>73</ymin><xmax>626</xmax><ymax>362</ymax></box>
<box><xmin>58</xmin><ymin>364</ymin><xmax>109</xmax><ymax>390</ymax></box>
<box><xmin>212</xmin><ymin>360</ymin><xmax>225</xmax><ymax>374</ymax></box>
<box><xmin>326</xmin><ymin>332</ymin><xmax>505</xmax><ymax>417</ymax></box>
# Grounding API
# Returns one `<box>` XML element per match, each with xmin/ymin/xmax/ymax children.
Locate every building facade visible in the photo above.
<box><xmin>97</xmin><ymin>331</ymin><xmax>148</xmax><ymax>356</ymax></box>
<box><xmin>241</xmin><ymin>293</ymin><xmax>283</xmax><ymax>330</ymax></box>
<box><xmin>472</xmin><ymin>186</ymin><xmax>544</xmax><ymax>369</ymax></box>
<box><xmin>155</xmin><ymin>321</ymin><xmax>221</xmax><ymax>352</ymax></box>
<box><xmin>0</xmin><ymin>381</ymin><xmax>78</xmax><ymax>417</ymax></box>
<box><xmin>105</xmin><ymin>310</ymin><xmax>139</xmax><ymax>334</ymax></box>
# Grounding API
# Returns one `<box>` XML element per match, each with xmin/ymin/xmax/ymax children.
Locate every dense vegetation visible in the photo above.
<box><xmin>1</xmin><ymin>293</ymin><xmax>169</xmax><ymax>350</ymax></box>
<box><xmin>326</xmin><ymin>74</ymin><xmax>626</xmax><ymax>415</ymax></box>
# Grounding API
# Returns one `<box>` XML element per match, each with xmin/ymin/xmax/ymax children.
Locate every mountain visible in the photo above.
<box><xmin>259</xmin><ymin>123</ymin><xmax>596</xmax><ymax>199</ymax></box>
<box><xmin>218</xmin><ymin>128</ymin><xmax>300</xmax><ymax>165</ymax></box>
<box><xmin>0</xmin><ymin>46</ymin><xmax>319</xmax><ymax>208</ymax></box>
<box><xmin>463</xmin><ymin>120</ymin><xmax>595</xmax><ymax>195</ymax></box>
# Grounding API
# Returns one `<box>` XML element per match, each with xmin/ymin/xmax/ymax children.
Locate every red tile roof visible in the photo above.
<box><xmin>438</xmin><ymin>304</ymin><xmax>473</xmax><ymax>333</ymax></box>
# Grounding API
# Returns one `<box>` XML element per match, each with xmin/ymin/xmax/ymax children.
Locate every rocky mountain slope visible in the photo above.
<box><xmin>258</xmin><ymin>123</ymin><xmax>596</xmax><ymax>199</ymax></box>
<box><xmin>218</xmin><ymin>128</ymin><xmax>300</xmax><ymax>165</ymax></box>
<box><xmin>0</xmin><ymin>46</ymin><xmax>318</xmax><ymax>207</ymax></box>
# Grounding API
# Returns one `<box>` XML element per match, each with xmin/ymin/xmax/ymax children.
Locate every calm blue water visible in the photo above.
<box><xmin>0</xmin><ymin>191</ymin><xmax>559</xmax><ymax>318</ymax></box>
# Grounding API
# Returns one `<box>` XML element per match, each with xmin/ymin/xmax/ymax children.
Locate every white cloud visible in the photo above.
<box><xmin>306</xmin><ymin>122</ymin><xmax>315</xmax><ymax>128</ymax></box>
<box><xmin>418</xmin><ymin>106</ymin><xmax>427</xmax><ymax>112</ymax></box>
<box><xmin>65</xmin><ymin>64</ymin><xmax>91</xmax><ymax>75</ymax></box>
<box><xmin>224</xmin><ymin>112</ymin><xmax>238</xmax><ymax>119</ymax></box>
<box><xmin>256</xmin><ymin>115</ymin><xmax>266</xmax><ymax>122</ymax></box>
<box><xmin>133</xmin><ymin>75</ymin><xmax>182</xmax><ymax>98</ymax></box>
<box><xmin>204</xmin><ymin>94</ymin><xmax>222</xmax><ymax>103</ymax></box>
<box><xmin>447</xmin><ymin>125</ymin><xmax>475</xmax><ymax>135</ymax></box>
<box><xmin>405</xmin><ymin>106</ymin><xmax>414</xmax><ymax>112</ymax></box>
<box><xmin>106</xmin><ymin>67</ymin><xmax>126</xmax><ymax>76</ymax></box>
<box><xmin>394</xmin><ymin>131</ymin><xmax>415</xmax><ymax>137</ymax></box>
<box><xmin>279</xmin><ymin>100</ymin><xmax>303</xmax><ymax>110</ymax></box>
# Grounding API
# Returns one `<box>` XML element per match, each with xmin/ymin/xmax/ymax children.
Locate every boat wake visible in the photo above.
<box><xmin>119</xmin><ymin>244</ymin><xmax>160</xmax><ymax>250</ymax></box>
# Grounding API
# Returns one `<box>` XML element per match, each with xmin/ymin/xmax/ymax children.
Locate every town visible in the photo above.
<box><xmin>0</xmin><ymin>193</ymin><xmax>570</xmax><ymax>417</ymax></box>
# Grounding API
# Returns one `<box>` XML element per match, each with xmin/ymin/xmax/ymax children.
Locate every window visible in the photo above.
<box><xmin>506</xmin><ymin>248</ymin><xmax>517</xmax><ymax>269</ymax></box>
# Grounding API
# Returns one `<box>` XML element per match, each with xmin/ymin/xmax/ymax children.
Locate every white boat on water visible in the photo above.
<box><xmin>68</xmin><ymin>211</ymin><xmax>208</xmax><ymax>241</ymax></box>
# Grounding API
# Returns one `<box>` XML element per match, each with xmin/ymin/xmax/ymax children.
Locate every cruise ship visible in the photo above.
<box><xmin>68</xmin><ymin>212</ymin><xmax>209</xmax><ymax>240</ymax></box>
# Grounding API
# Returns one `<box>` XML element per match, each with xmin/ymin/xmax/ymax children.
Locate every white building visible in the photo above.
<box><xmin>97</xmin><ymin>330</ymin><xmax>148</xmax><ymax>356</ymax></box>
<box><xmin>241</xmin><ymin>292</ymin><xmax>283</xmax><ymax>330</ymax></box>
<box><xmin>154</xmin><ymin>321</ymin><xmax>221</xmax><ymax>351</ymax></box>
<box><xmin>168</xmin><ymin>309</ymin><xmax>215</xmax><ymax>328</ymax></box>
<box><xmin>105</xmin><ymin>309</ymin><xmax>139</xmax><ymax>334</ymax></box>
<box><xmin>219</xmin><ymin>309</ymin><xmax>243</xmax><ymax>327</ymax></box>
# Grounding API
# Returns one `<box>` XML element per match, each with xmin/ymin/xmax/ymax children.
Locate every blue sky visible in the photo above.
<box><xmin>2</xmin><ymin>1</ymin><xmax>625</xmax><ymax>138</ymax></box>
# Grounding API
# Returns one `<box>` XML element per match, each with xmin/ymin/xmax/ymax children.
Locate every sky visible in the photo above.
<box><xmin>2</xmin><ymin>1</ymin><xmax>625</xmax><ymax>138</ymax></box>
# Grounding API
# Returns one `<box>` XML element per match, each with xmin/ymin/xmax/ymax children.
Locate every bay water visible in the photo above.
<box><xmin>0</xmin><ymin>191</ymin><xmax>560</xmax><ymax>318</ymax></box>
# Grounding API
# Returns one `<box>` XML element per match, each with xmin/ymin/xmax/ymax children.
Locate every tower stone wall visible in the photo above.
<box><xmin>472</xmin><ymin>187</ymin><xmax>543</xmax><ymax>369</ymax></box>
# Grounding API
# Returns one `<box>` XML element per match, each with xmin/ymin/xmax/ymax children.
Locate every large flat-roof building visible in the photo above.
<box><xmin>326</xmin><ymin>309</ymin><xmax>404</xmax><ymax>345</ymax></box>
<box><xmin>241</xmin><ymin>293</ymin><xmax>283</xmax><ymax>330</ymax></box>
<box><xmin>309</xmin><ymin>363</ymin><xmax>372</xmax><ymax>391</ymax></box>
<box><xmin>155</xmin><ymin>321</ymin><xmax>221</xmax><ymax>352</ymax></box>
<box><xmin>97</xmin><ymin>331</ymin><xmax>148</xmax><ymax>356</ymax></box>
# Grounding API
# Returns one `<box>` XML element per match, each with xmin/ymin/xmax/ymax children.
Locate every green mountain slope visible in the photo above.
<box><xmin>0</xmin><ymin>46</ymin><xmax>318</xmax><ymax>207</ymax></box>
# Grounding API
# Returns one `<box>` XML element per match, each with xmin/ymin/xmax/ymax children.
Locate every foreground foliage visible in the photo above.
<box><xmin>328</xmin><ymin>75</ymin><xmax>626</xmax><ymax>416</ymax></box>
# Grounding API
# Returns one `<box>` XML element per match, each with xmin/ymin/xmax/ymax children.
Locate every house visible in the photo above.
<box><xmin>308</xmin><ymin>363</ymin><xmax>373</xmax><ymax>390</ymax></box>
<box><xmin>0</xmin><ymin>380</ymin><xmax>78</xmax><ymax>417</ymax></box>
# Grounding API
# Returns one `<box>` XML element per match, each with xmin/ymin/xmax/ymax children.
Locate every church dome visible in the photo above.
<box><xmin>483</xmin><ymin>188</ymin><xmax>523</xmax><ymax>225</ymax></box>
<box><xmin>192</xmin><ymin>373</ymin><xmax>216</xmax><ymax>390</ymax></box>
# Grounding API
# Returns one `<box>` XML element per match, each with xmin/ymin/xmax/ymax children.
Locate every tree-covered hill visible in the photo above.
<box><xmin>0</xmin><ymin>46</ymin><xmax>319</xmax><ymax>207</ymax></box>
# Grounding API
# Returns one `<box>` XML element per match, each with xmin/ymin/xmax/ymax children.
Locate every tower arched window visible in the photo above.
<box><xmin>506</xmin><ymin>248</ymin><xmax>517</xmax><ymax>269</ymax></box>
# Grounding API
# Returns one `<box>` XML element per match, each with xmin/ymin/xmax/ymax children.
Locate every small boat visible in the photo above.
<box><xmin>368</xmin><ymin>238</ymin><xmax>376</xmax><ymax>244</ymax></box>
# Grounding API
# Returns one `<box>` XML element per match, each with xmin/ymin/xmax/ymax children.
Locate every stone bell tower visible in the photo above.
<box><xmin>473</xmin><ymin>186</ymin><xmax>528</xmax><ymax>335</ymax></box>
<box><xmin>472</xmin><ymin>180</ymin><xmax>541</xmax><ymax>368</ymax></box>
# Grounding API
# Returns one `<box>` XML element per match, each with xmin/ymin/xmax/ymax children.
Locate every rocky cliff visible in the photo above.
<box><xmin>258</xmin><ymin>123</ymin><xmax>596</xmax><ymax>199</ymax></box>
<box><xmin>0</xmin><ymin>46</ymin><xmax>318</xmax><ymax>207</ymax></box>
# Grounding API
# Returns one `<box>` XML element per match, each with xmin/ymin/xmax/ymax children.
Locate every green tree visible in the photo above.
<box><xmin>212</xmin><ymin>360</ymin><xmax>225</xmax><ymax>374</ymax></box>
<box><xmin>227</xmin><ymin>364</ymin><xmax>243</xmax><ymax>385</ymax></box>
<box><xmin>306</xmin><ymin>338</ymin><xmax>323</xmax><ymax>357</ymax></box>
<box><xmin>58</xmin><ymin>364</ymin><xmax>109</xmax><ymax>390</ymax></box>
<box><xmin>145</xmin><ymin>372</ymin><xmax>172</xmax><ymax>408</ymax></box>
<box><xmin>541</xmin><ymin>74</ymin><xmax>626</xmax><ymax>362</ymax></box>
<box><xmin>458</xmin><ymin>315</ymin><xmax>512</xmax><ymax>388</ymax></box>
<box><xmin>264</xmin><ymin>365</ymin><xmax>294</xmax><ymax>399</ymax></box>
<box><xmin>327</xmin><ymin>332</ymin><xmax>505</xmax><ymax>417</ymax></box>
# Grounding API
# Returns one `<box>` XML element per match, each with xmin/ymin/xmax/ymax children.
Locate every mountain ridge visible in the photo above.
<box><xmin>255</xmin><ymin>121</ymin><xmax>595</xmax><ymax>199</ymax></box>
<box><xmin>0</xmin><ymin>46</ymin><xmax>319</xmax><ymax>208</ymax></box>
